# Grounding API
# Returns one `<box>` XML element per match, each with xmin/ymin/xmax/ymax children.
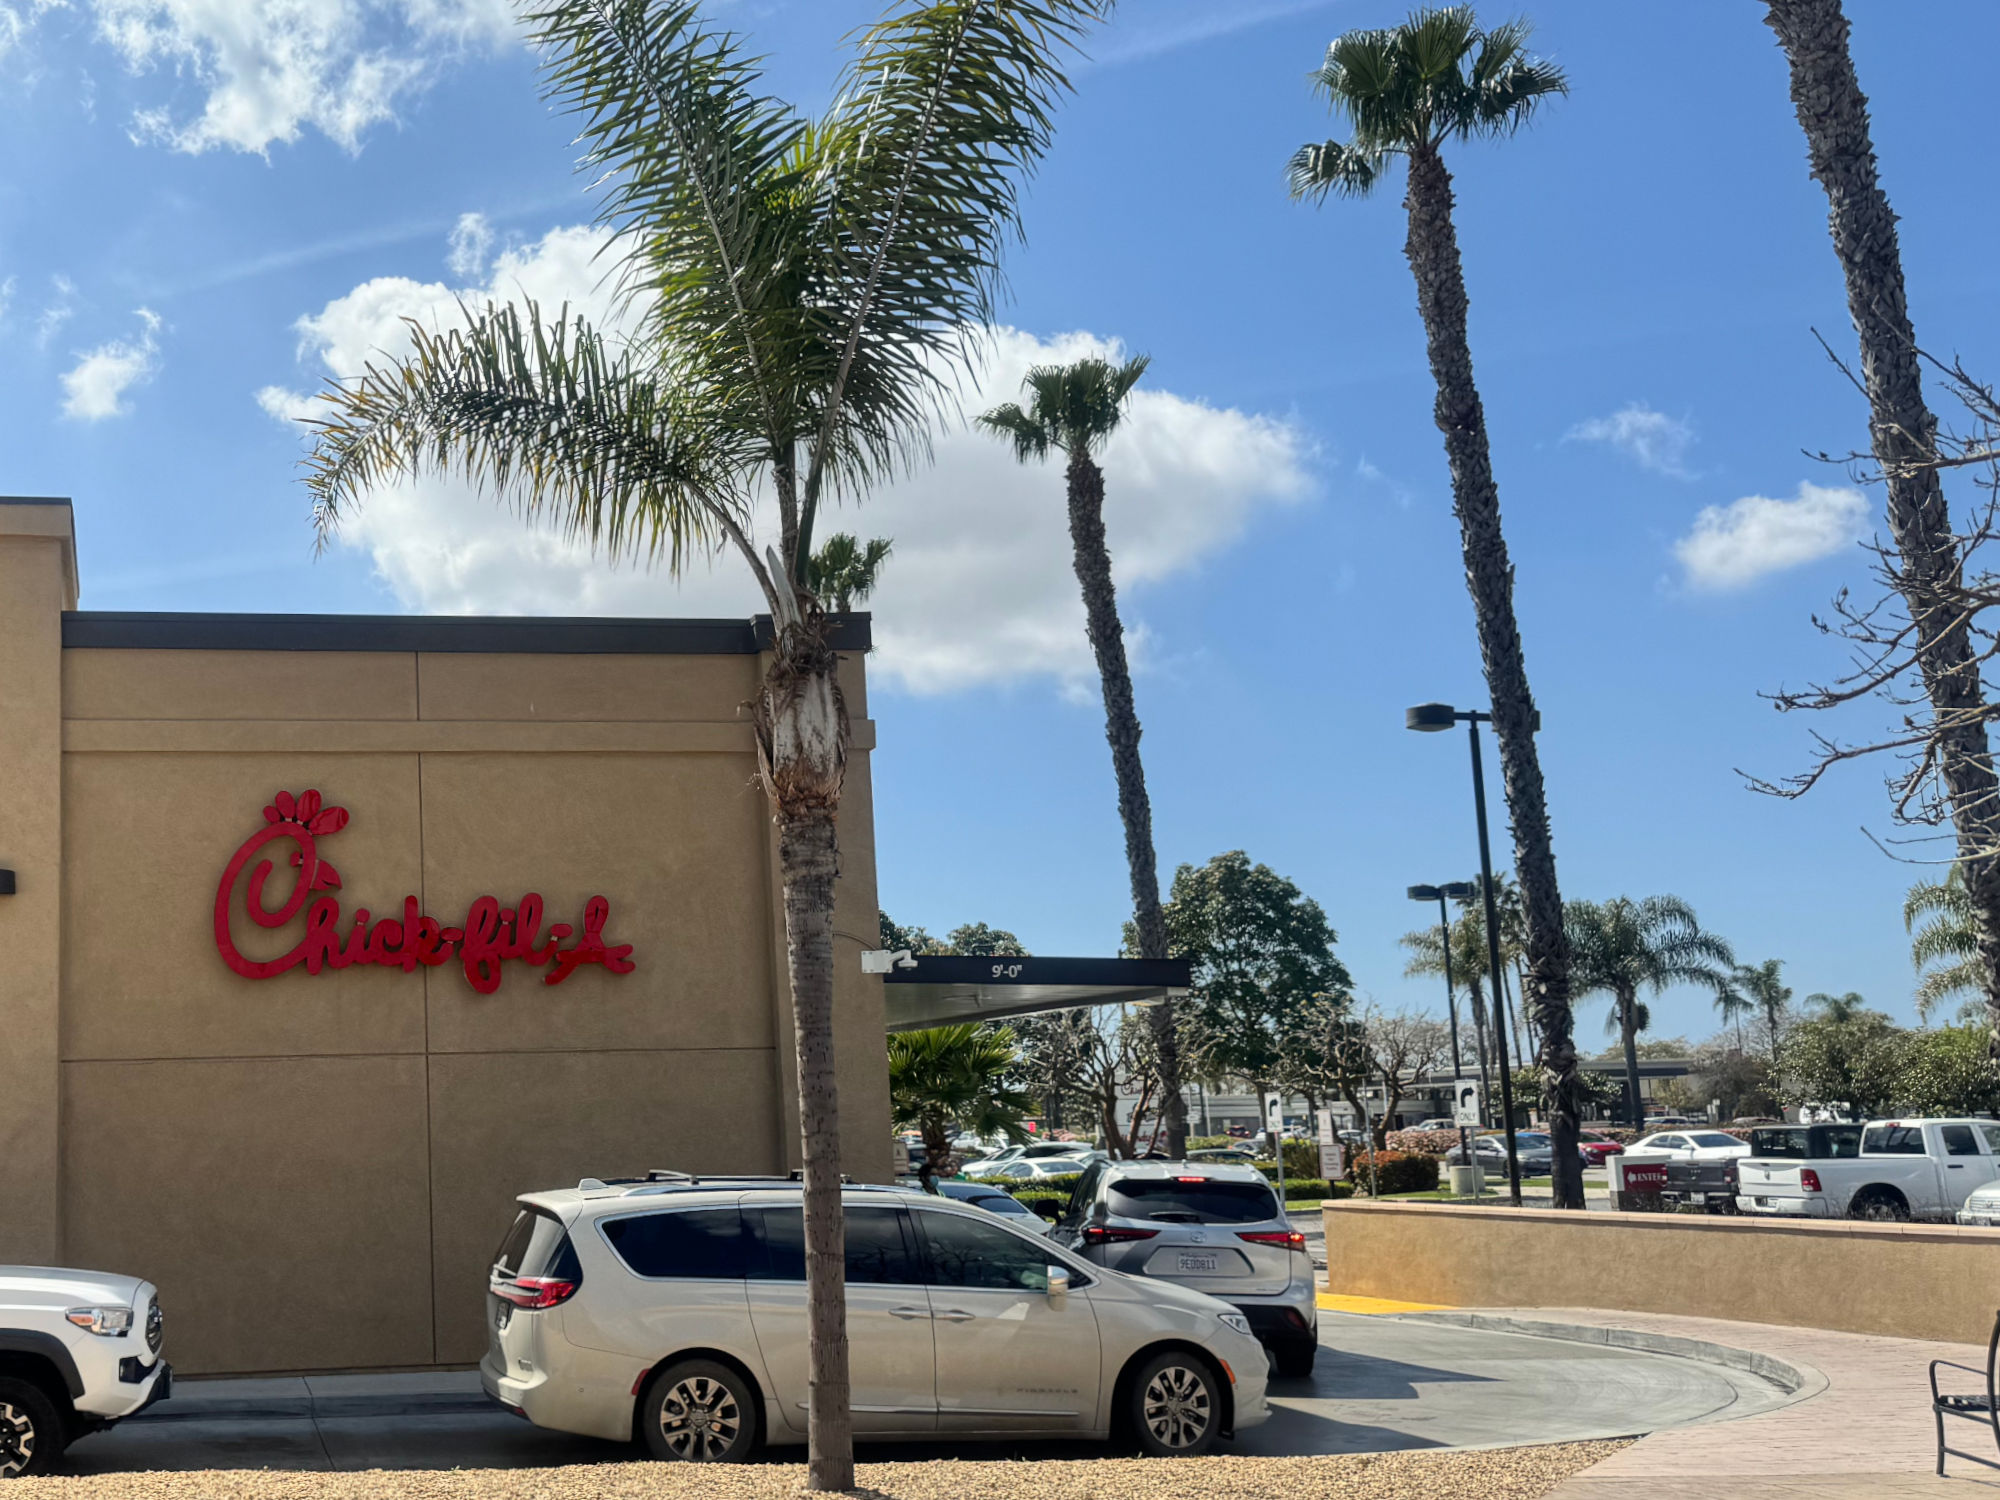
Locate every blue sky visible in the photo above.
<box><xmin>4</xmin><ymin>0</ymin><xmax>1998</xmax><ymax>1047</ymax></box>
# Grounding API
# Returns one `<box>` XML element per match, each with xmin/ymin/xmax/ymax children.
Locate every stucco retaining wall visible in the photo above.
<box><xmin>1322</xmin><ymin>1199</ymin><xmax>2000</xmax><ymax>1344</ymax></box>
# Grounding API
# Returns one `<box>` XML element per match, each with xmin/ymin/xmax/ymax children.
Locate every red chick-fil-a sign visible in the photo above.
<box><xmin>214</xmin><ymin>789</ymin><xmax>635</xmax><ymax>993</ymax></box>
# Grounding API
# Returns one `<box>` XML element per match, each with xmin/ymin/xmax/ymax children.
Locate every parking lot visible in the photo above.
<box><xmin>55</xmin><ymin>1311</ymin><xmax>1788</xmax><ymax>1476</ymax></box>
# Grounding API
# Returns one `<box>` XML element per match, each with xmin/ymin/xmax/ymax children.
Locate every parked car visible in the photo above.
<box><xmin>1661</xmin><ymin>1157</ymin><xmax>1739</xmax><ymax>1213</ymax></box>
<box><xmin>1628</xmin><ymin>1130</ymin><xmax>1751</xmax><ymax>1163</ymax></box>
<box><xmin>1957</xmin><ymin>1181</ymin><xmax>2000</xmax><ymax>1227</ymax></box>
<box><xmin>1574</xmin><ymin>1130</ymin><xmax>1624</xmax><ymax>1166</ymax></box>
<box><xmin>966</xmin><ymin>1158</ymin><xmax>1082</xmax><ymax>1183</ymax></box>
<box><xmin>482</xmin><ymin>1176</ymin><xmax>1268</xmax><ymax>1460</ymax></box>
<box><xmin>1737</xmin><ymin>1118</ymin><xmax>2000</xmax><ymax>1221</ymax></box>
<box><xmin>1646</xmin><ymin>1115</ymin><xmax>1700</xmax><ymax>1127</ymax></box>
<box><xmin>1048</xmin><ymin>1161</ymin><xmax>1318</xmax><ymax>1378</ymax></box>
<box><xmin>0</xmin><ymin>1266</ymin><xmax>171</xmax><ymax>1477</ymax></box>
<box><xmin>1446</xmin><ymin>1132</ymin><xmax>1555</xmax><ymax>1175</ymax></box>
<box><xmin>1413</xmin><ymin>1118</ymin><xmax>1458</xmax><ymax>1132</ymax></box>
<box><xmin>1187</xmin><ymin>1146</ymin><xmax>1260</xmax><ymax>1165</ymax></box>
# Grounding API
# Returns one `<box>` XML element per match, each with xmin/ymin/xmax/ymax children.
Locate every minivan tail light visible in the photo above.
<box><xmin>1082</xmin><ymin>1225</ymin><xmax>1160</xmax><ymax>1246</ymax></box>
<box><xmin>1237</xmin><ymin>1229</ymin><xmax>1307</xmax><ymax>1252</ymax></box>
<box><xmin>492</xmin><ymin>1276</ymin><xmax>578</xmax><ymax>1310</ymax></box>
<box><xmin>1800</xmin><ymin>1169</ymin><xmax>1822</xmax><ymax>1193</ymax></box>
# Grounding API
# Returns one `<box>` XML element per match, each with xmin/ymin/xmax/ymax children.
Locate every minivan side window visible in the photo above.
<box><xmin>1941</xmin><ymin>1124</ymin><xmax>1982</xmax><ymax>1157</ymax></box>
<box><xmin>602</xmin><ymin>1209</ymin><xmax>746</xmax><ymax>1279</ymax></box>
<box><xmin>916</xmin><ymin>1210</ymin><xmax>1058</xmax><ymax>1292</ymax></box>
<box><xmin>747</xmin><ymin>1206</ymin><xmax>922</xmax><ymax>1285</ymax></box>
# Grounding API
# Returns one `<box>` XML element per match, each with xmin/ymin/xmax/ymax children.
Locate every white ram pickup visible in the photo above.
<box><xmin>0</xmin><ymin>1267</ymin><xmax>170</xmax><ymax>1478</ymax></box>
<box><xmin>1736</xmin><ymin>1118</ymin><xmax>2000</xmax><ymax>1222</ymax></box>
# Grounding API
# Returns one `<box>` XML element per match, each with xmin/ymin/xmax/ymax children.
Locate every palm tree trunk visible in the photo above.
<box><xmin>756</xmin><ymin>617</ymin><xmax>853</xmax><ymax>1493</ymax></box>
<box><xmin>1066</xmin><ymin>447</ymin><xmax>1187</xmax><ymax>1155</ymax></box>
<box><xmin>1619</xmin><ymin>988</ymin><xmax>1642</xmax><ymax>1129</ymax></box>
<box><xmin>1765</xmin><ymin>0</ymin><xmax>2000</xmax><ymax>1054</ymax></box>
<box><xmin>1402</xmin><ymin>143</ymin><xmax>1582</xmax><ymax>1208</ymax></box>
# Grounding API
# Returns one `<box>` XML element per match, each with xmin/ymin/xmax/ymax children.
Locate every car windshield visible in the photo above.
<box><xmin>1691</xmin><ymin>1133</ymin><xmax>1741</xmax><ymax>1148</ymax></box>
<box><xmin>1104</xmin><ymin>1176</ymin><xmax>1278</xmax><ymax>1225</ymax></box>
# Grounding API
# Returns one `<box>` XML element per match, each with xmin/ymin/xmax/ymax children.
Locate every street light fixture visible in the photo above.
<box><xmin>1408</xmin><ymin>880</ymin><xmax>1479</xmax><ymax>1170</ymax></box>
<box><xmin>1407</xmin><ymin>701</ymin><xmax>1534</xmax><ymax>1207</ymax></box>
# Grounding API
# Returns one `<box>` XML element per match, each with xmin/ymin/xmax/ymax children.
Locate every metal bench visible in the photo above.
<box><xmin>1930</xmin><ymin>1309</ymin><xmax>2000</xmax><ymax>1476</ymax></box>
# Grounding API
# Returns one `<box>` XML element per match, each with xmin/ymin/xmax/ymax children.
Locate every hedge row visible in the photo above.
<box><xmin>1345</xmin><ymin>1149</ymin><xmax>1441</xmax><ymax>1196</ymax></box>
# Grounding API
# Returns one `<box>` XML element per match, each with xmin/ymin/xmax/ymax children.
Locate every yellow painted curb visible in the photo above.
<box><xmin>1317</xmin><ymin>1291</ymin><xmax>1451</xmax><ymax>1314</ymax></box>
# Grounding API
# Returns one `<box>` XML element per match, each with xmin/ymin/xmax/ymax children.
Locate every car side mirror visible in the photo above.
<box><xmin>1046</xmin><ymin>1266</ymin><xmax>1070</xmax><ymax>1304</ymax></box>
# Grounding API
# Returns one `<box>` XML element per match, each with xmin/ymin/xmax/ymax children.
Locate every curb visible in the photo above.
<box><xmin>1392</xmin><ymin>1310</ymin><xmax>1829</xmax><ymax>1407</ymax></box>
<box><xmin>127</xmin><ymin>1392</ymin><xmax>495</xmax><ymax>1425</ymax></box>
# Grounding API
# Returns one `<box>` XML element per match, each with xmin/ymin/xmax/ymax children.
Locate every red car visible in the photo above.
<box><xmin>1577</xmin><ymin>1130</ymin><xmax>1624</xmax><ymax>1166</ymax></box>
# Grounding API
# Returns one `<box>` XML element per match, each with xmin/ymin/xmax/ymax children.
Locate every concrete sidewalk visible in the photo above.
<box><xmin>1463</xmin><ymin>1308</ymin><xmax>2000</xmax><ymax>1499</ymax></box>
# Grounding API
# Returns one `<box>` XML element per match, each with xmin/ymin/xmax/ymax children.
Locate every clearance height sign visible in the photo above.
<box><xmin>213</xmin><ymin>788</ymin><xmax>636</xmax><ymax>993</ymax></box>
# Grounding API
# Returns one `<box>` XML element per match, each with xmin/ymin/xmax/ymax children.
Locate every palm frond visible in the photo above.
<box><xmin>982</xmin><ymin>354</ymin><xmax>1150</xmax><ymax>459</ymax></box>
<box><xmin>1287</xmin><ymin>139</ymin><xmax>1387</xmax><ymax>201</ymax></box>
<box><xmin>976</xmin><ymin>401</ymin><xmax>1051</xmax><ymax>462</ymax></box>
<box><xmin>1916</xmin><ymin>961</ymin><xmax>1985</xmax><ymax>1022</ymax></box>
<box><xmin>797</xmin><ymin>0</ymin><xmax>1113</xmax><ymax>559</ymax></box>
<box><xmin>528</xmin><ymin>0</ymin><xmax>808</xmax><ymax>464</ymax></box>
<box><xmin>302</xmin><ymin>300</ymin><xmax>769</xmax><ymax>603</ymax></box>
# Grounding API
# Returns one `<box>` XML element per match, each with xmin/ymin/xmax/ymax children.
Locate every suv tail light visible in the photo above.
<box><xmin>492</xmin><ymin>1276</ymin><xmax>579</xmax><ymax>1310</ymax></box>
<box><xmin>1082</xmin><ymin>1225</ymin><xmax>1160</xmax><ymax>1246</ymax></box>
<box><xmin>1237</xmin><ymin>1230</ymin><xmax>1307</xmax><ymax>1252</ymax></box>
<box><xmin>1800</xmin><ymin>1169</ymin><xmax>1822</xmax><ymax>1193</ymax></box>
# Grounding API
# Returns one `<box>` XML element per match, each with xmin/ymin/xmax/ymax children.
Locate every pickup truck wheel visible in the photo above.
<box><xmin>1849</xmin><ymin>1189</ymin><xmax>1911</xmax><ymax>1223</ymax></box>
<box><xmin>0</xmin><ymin>1377</ymin><xmax>65</xmax><ymax>1479</ymax></box>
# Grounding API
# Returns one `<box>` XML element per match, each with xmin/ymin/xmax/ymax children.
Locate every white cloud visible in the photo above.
<box><xmin>445</xmin><ymin>210</ymin><xmax>493</xmax><ymax>280</ymax></box>
<box><xmin>90</xmin><ymin>0</ymin><xmax>519</xmax><ymax>154</ymax></box>
<box><xmin>1567</xmin><ymin>402</ymin><xmax>1696</xmax><ymax>477</ymax></box>
<box><xmin>262</xmin><ymin>225</ymin><xmax>1315</xmax><ymax>695</ymax></box>
<box><xmin>36</xmin><ymin>274</ymin><xmax>75</xmax><ymax>349</ymax></box>
<box><xmin>1673</xmin><ymin>481</ymin><xmax>1869</xmax><ymax>591</ymax></box>
<box><xmin>61</xmin><ymin>307</ymin><xmax>162</xmax><ymax>421</ymax></box>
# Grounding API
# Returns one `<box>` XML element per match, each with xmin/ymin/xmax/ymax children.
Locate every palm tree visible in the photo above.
<box><xmin>888</xmin><ymin>1024</ymin><xmax>1034</xmax><ymax>1193</ymax></box>
<box><xmin>1287</xmin><ymin>9</ymin><xmax>1583</xmax><ymax>1206</ymax></box>
<box><xmin>1727</xmin><ymin>958</ymin><xmax>1793</xmax><ymax>1065</ymax></box>
<box><xmin>1907</xmin><ymin>871</ymin><xmax>1983</xmax><ymax>1021</ymax></box>
<box><xmin>806</xmin><ymin>533</ymin><xmax>894</xmax><ymax>613</ymax></box>
<box><xmin>1805</xmin><ymin>991</ymin><xmax>1869</xmax><ymax>1024</ymax></box>
<box><xmin>978</xmin><ymin>354</ymin><xmax>1190</xmax><ymax>1155</ymax></box>
<box><xmin>1565</xmin><ymin>897</ymin><xmax>1735</xmax><ymax>1128</ymax></box>
<box><xmin>298</xmin><ymin>3</ymin><xmax>1106</xmax><ymax>1485</ymax></box>
<box><xmin>1764</xmin><ymin>0</ymin><xmax>2000</xmax><ymax>1051</ymax></box>
<box><xmin>1712</xmin><ymin>983</ymin><xmax>1753</xmax><ymax>1053</ymax></box>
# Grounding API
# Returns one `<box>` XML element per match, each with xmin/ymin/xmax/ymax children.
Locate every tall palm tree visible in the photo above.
<box><xmin>1805</xmin><ymin>990</ymin><xmax>1869</xmax><ymax>1024</ymax></box>
<box><xmin>1764</xmin><ymin>0</ymin><xmax>2000</xmax><ymax>1052</ymax></box>
<box><xmin>1287</xmin><ymin>9</ymin><xmax>1583</xmax><ymax>1206</ymax></box>
<box><xmin>978</xmin><ymin>354</ymin><xmax>1190</xmax><ymax>1154</ymax></box>
<box><xmin>1907</xmin><ymin>871</ymin><xmax>1983</xmax><ymax>1021</ymax></box>
<box><xmin>1727</xmin><ymin>958</ymin><xmax>1793</xmax><ymax>1065</ymax></box>
<box><xmin>1712</xmin><ymin>983</ymin><xmax>1754</xmax><ymax>1053</ymax></box>
<box><xmin>1565</xmin><ymin>897</ymin><xmax>1735</xmax><ymax>1128</ymax></box>
<box><xmin>888</xmin><ymin>1023</ymin><xmax>1034</xmax><ymax>1193</ymax></box>
<box><xmin>298</xmin><ymin>2</ymin><xmax>1106</xmax><ymax>1484</ymax></box>
<box><xmin>806</xmin><ymin>533</ymin><xmax>894</xmax><ymax>613</ymax></box>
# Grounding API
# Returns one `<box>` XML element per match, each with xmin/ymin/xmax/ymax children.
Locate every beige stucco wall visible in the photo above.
<box><xmin>3</xmin><ymin>506</ymin><xmax>890</xmax><ymax>1374</ymax></box>
<box><xmin>1324</xmin><ymin>1199</ymin><xmax>2000</xmax><ymax>1345</ymax></box>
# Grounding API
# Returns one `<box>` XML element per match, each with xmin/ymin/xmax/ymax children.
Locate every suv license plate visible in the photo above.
<box><xmin>1175</xmin><ymin>1253</ymin><xmax>1220</xmax><ymax>1273</ymax></box>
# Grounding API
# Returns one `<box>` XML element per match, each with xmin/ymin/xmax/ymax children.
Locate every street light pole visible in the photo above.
<box><xmin>1408</xmin><ymin>702</ymin><xmax>1532</xmax><ymax>1208</ymax></box>
<box><xmin>1466</xmin><ymin>717</ymin><xmax>1522</xmax><ymax>1207</ymax></box>
<box><xmin>1408</xmin><ymin>879</ymin><xmax>1479</xmax><ymax>1170</ymax></box>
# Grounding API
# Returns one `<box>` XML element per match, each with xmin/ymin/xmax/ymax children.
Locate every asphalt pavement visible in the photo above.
<box><xmin>58</xmin><ymin>1306</ymin><xmax>1787</xmax><ymax>1474</ymax></box>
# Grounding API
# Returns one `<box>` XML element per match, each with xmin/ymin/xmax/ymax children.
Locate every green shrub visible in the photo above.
<box><xmin>1344</xmin><ymin>1150</ymin><xmax>1441</xmax><ymax>1196</ymax></box>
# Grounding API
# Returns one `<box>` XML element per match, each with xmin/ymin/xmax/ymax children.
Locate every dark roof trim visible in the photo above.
<box><xmin>61</xmin><ymin>611</ymin><xmax>871</xmax><ymax>655</ymax></box>
<box><xmin>882</xmin><ymin>956</ymin><xmax>1192</xmax><ymax>989</ymax></box>
<box><xmin>0</xmin><ymin>496</ymin><xmax>72</xmax><ymax>506</ymax></box>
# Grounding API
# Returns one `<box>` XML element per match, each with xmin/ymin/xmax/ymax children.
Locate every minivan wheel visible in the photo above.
<box><xmin>641</xmin><ymin>1360</ymin><xmax>757</xmax><ymax>1463</ymax></box>
<box><xmin>1128</xmin><ymin>1350</ymin><xmax>1221</xmax><ymax>1457</ymax></box>
<box><xmin>0</xmin><ymin>1378</ymin><xmax>65</xmax><ymax>1479</ymax></box>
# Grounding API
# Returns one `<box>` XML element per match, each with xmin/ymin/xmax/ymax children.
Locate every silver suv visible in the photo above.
<box><xmin>481</xmin><ymin>1174</ymin><xmax>1269</xmax><ymax>1461</ymax></box>
<box><xmin>1052</xmin><ymin>1162</ymin><xmax>1318</xmax><ymax>1376</ymax></box>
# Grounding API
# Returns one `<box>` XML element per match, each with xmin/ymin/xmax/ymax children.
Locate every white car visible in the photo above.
<box><xmin>1958</xmin><ymin>1181</ymin><xmax>2000</xmax><ymax>1227</ymax></box>
<box><xmin>969</xmin><ymin>1158</ymin><xmax>1082</xmax><ymax>1182</ymax></box>
<box><xmin>1629</xmin><ymin>1130</ymin><xmax>1751</xmax><ymax>1163</ymax></box>
<box><xmin>1742</xmin><ymin>1118</ymin><xmax>2000</xmax><ymax>1221</ymax></box>
<box><xmin>0</xmin><ymin>1266</ymin><xmax>171</xmax><ymax>1477</ymax></box>
<box><xmin>481</xmin><ymin>1176</ymin><xmax>1270</xmax><ymax>1459</ymax></box>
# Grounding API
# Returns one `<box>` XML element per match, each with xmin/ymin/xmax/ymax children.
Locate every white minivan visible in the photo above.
<box><xmin>482</xmin><ymin>1174</ymin><xmax>1271</xmax><ymax>1461</ymax></box>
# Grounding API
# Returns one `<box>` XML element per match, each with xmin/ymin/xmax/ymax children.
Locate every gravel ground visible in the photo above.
<box><xmin>15</xmin><ymin>1443</ymin><xmax>1626</xmax><ymax>1499</ymax></box>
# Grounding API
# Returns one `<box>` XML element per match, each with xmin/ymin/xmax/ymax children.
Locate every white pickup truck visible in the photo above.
<box><xmin>0</xmin><ymin>1266</ymin><xmax>170</xmax><ymax>1477</ymax></box>
<box><xmin>1736</xmin><ymin>1117</ymin><xmax>2000</xmax><ymax>1222</ymax></box>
